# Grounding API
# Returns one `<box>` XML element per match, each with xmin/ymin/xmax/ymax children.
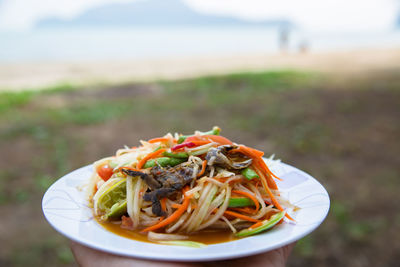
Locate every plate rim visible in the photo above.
<box><xmin>42</xmin><ymin>161</ymin><xmax>330</xmax><ymax>262</ymax></box>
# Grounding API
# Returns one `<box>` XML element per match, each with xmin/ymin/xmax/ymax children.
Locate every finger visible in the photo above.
<box><xmin>203</xmin><ymin>242</ymin><xmax>297</xmax><ymax>267</ymax></box>
<box><xmin>70</xmin><ymin>241</ymin><xmax>200</xmax><ymax>267</ymax></box>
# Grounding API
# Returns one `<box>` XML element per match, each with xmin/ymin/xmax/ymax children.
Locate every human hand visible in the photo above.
<box><xmin>71</xmin><ymin>241</ymin><xmax>295</xmax><ymax>267</ymax></box>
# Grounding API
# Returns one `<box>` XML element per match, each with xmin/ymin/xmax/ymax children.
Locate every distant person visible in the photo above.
<box><xmin>278</xmin><ymin>25</ymin><xmax>290</xmax><ymax>54</ymax></box>
<box><xmin>298</xmin><ymin>40</ymin><xmax>310</xmax><ymax>54</ymax></box>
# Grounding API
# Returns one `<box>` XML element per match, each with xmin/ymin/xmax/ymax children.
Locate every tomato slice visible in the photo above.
<box><xmin>97</xmin><ymin>164</ymin><xmax>114</xmax><ymax>181</ymax></box>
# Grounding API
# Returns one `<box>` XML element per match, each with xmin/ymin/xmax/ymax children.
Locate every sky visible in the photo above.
<box><xmin>0</xmin><ymin>0</ymin><xmax>399</xmax><ymax>32</ymax></box>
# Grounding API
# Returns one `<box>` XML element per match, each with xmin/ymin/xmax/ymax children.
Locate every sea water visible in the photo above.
<box><xmin>1</xmin><ymin>26</ymin><xmax>400</xmax><ymax>62</ymax></box>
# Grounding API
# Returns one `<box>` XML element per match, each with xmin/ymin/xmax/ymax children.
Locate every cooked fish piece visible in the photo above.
<box><xmin>124</xmin><ymin>166</ymin><xmax>194</xmax><ymax>216</ymax></box>
<box><xmin>206</xmin><ymin>145</ymin><xmax>252</xmax><ymax>169</ymax></box>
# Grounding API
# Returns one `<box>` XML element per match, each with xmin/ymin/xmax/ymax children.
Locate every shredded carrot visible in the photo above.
<box><xmin>203</xmin><ymin>135</ymin><xmax>233</xmax><ymax>145</ymax></box>
<box><xmin>264</xmin><ymin>199</ymin><xmax>272</xmax><ymax>205</ymax></box>
<box><xmin>186</xmin><ymin>135</ymin><xmax>233</xmax><ymax>145</ymax></box>
<box><xmin>171</xmin><ymin>203</ymin><xmax>181</xmax><ymax>209</ymax></box>
<box><xmin>232</xmin><ymin>190</ymin><xmax>260</xmax><ymax>211</ymax></box>
<box><xmin>137</xmin><ymin>148</ymin><xmax>167</xmax><ymax>169</ymax></box>
<box><xmin>171</xmin><ymin>203</ymin><xmax>198</xmax><ymax>210</ymax></box>
<box><xmin>161</xmin><ymin>198</ymin><xmax>167</xmax><ymax>212</ymax></box>
<box><xmin>93</xmin><ymin>183</ymin><xmax>98</xmax><ymax>194</ymax></box>
<box><xmin>249</xmin><ymin>221</ymin><xmax>263</xmax><ymax>229</ymax></box>
<box><xmin>184</xmin><ymin>136</ymin><xmax>210</xmax><ymax>144</ymax></box>
<box><xmin>256</xmin><ymin>158</ymin><xmax>283</xmax><ymax>181</ymax></box>
<box><xmin>255</xmin><ymin>166</ymin><xmax>281</xmax><ymax>209</ymax></box>
<box><xmin>197</xmin><ymin>160</ymin><xmax>208</xmax><ymax>177</ymax></box>
<box><xmin>184</xmin><ymin>136</ymin><xmax>199</xmax><ymax>143</ymax></box>
<box><xmin>254</xmin><ymin>166</ymin><xmax>294</xmax><ymax>221</ymax></box>
<box><xmin>142</xmin><ymin>187</ymin><xmax>192</xmax><ymax>232</ymax></box>
<box><xmin>233</xmin><ymin>145</ymin><xmax>264</xmax><ymax>158</ymax></box>
<box><xmin>230</xmin><ymin>178</ymin><xmax>244</xmax><ymax>184</ymax></box>
<box><xmin>233</xmin><ymin>145</ymin><xmax>279</xmax><ymax>188</ymax></box>
<box><xmin>229</xmin><ymin>207</ymin><xmax>257</xmax><ymax>214</ymax></box>
<box><xmin>234</xmin><ymin>145</ymin><xmax>279</xmax><ymax>189</ymax></box>
<box><xmin>148</xmin><ymin>137</ymin><xmax>170</xmax><ymax>143</ymax></box>
<box><xmin>224</xmin><ymin>210</ymin><xmax>261</xmax><ymax>223</ymax></box>
<box><xmin>218</xmin><ymin>177</ymin><xmax>228</xmax><ymax>182</ymax></box>
<box><xmin>253</xmin><ymin>160</ymin><xmax>278</xmax><ymax>190</ymax></box>
<box><xmin>218</xmin><ymin>177</ymin><xmax>244</xmax><ymax>184</ymax></box>
<box><xmin>191</xmin><ymin>140</ymin><xmax>212</xmax><ymax>146</ymax></box>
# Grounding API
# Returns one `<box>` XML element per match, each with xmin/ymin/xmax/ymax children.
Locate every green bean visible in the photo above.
<box><xmin>162</xmin><ymin>151</ymin><xmax>189</xmax><ymax>159</ymax></box>
<box><xmin>235</xmin><ymin>211</ymin><xmax>285</xmax><ymax>237</ymax></box>
<box><xmin>241</xmin><ymin>167</ymin><xmax>259</xmax><ymax>180</ymax></box>
<box><xmin>228</xmin><ymin>197</ymin><xmax>256</xmax><ymax>207</ymax></box>
<box><xmin>143</xmin><ymin>157</ymin><xmax>185</xmax><ymax>168</ymax></box>
<box><xmin>177</xmin><ymin>126</ymin><xmax>220</xmax><ymax>144</ymax></box>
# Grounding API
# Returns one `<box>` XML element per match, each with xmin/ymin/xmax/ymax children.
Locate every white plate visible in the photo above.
<box><xmin>42</xmin><ymin>161</ymin><xmax>330</xmax><ymax>262</ymax></box>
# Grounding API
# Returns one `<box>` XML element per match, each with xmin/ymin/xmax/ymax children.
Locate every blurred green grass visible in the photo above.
<box><xmin>0</xmin><ymin>69</ymin><xmax>399</xmax><ymax>266</ymax></box>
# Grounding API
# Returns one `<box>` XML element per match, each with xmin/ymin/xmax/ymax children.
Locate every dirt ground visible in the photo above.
<box><xmin>0</xmin><ymin>69</ymin><xmax>399</xmax><ymax>266</ymax></box>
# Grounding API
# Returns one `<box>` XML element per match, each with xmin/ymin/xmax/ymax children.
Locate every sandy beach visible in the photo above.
<box><xmin>1</xmin><ymin>48</ymin><xmax>400</xmax><ymax>91</ymax></box>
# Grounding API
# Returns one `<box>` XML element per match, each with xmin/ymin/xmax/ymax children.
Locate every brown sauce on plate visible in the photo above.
<box><xmin>97</xmin><ymin>218</ymin><xmax>238</xmax><ymax>245</ymax></box>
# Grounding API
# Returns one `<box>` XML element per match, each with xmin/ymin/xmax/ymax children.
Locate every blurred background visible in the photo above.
<box><xmin>1</xmin><ymin>0</ymin><xmax>400</xmax><ymax>266</ymax></box>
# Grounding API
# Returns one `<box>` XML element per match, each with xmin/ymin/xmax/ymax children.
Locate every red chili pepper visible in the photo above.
<box><xmin>171</xmin><ymin>142</ymin><xmax>196</xmax><ymax>151</ymax></box>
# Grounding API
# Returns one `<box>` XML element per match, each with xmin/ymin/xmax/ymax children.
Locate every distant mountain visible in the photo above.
<box><xmin>37</xmin><ymin>0</ymin><xmax>289</xmax><ymax>28</ymax></box>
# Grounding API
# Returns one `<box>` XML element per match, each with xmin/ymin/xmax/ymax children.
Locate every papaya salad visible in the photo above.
<box><xmin>86</xmin><ymin>127</ymin><xmax>294</xmax><ymax>247</ymax></box>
